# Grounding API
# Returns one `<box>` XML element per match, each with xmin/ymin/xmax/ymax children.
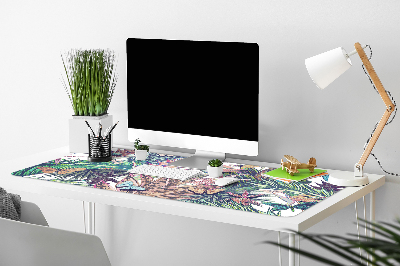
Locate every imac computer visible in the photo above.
<box><xmin>126</xmin><ymin>38</ymin><xmax>259</xmax><ymax>169</ymax></box>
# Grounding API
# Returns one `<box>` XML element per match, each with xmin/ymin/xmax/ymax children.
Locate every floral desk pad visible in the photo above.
<box><xmin>11</xmin><ymin>149</ymin><xmax>344</xmax><ymax>217</ymax></box>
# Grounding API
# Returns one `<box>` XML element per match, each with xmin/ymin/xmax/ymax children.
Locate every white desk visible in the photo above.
<box><xmin>0</xmin><ymin>146</ymin><xmax>385</xmax><ymax>266</ymax></box>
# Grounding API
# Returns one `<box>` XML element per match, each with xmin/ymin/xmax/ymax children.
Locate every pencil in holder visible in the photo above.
<box><xmin>88</xmin><ymin>134</ymin><xmax>112</xmax><ymax>162</ymax></box>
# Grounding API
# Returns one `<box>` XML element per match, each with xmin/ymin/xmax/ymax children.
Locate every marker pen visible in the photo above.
<box><xmin>88</xmin><ymin>128</ymin><xmax>94</xmax><ymax>137</ymax></box>
<box><xmin>98</xmin><ymin>123</ymin><xmax>102</xmax><ymax>138</ymax></box>
<box><xmin>106</xmin><ymin>121</ymin><xmax>119</xmax><ymax>138</ymax></box>
<box><xmin>85</xmin><ymin>120</ymin><xmax>95</xmax><ymax>136</ymax></box>
<box><xmin>103</xmin><ymin>126</ymin><xmax>112</xmax><ymax>138</ymax></box>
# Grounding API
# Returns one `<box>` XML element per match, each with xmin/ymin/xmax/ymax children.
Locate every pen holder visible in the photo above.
<box><xmin>88</xmin><ymin>134</ymin><xmax>112</xmax><ymax>162</ymax></box>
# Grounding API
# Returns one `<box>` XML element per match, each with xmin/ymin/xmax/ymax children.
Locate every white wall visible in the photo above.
<box><xmin>2</xmin><ymin>0</ymin><xmax>400</xmax><ymax>265</ymax></box>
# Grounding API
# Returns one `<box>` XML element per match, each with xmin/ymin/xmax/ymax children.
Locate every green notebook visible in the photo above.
<box><xmin>266</xmin><ymin>168</ymin><xmax>327</xmax><ymax>181</ymax></box>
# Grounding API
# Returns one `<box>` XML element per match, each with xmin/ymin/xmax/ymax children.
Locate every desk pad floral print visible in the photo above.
<box><xmin>12</xmin><ymin>149</ymin><xmax>344</xmax><ymax>217</ymax></box>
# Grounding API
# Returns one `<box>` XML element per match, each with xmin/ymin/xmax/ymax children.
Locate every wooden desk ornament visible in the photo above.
<box><xmin>281</xmin><ymin>155</ymin><xmax>317</xmax><ymax>176</ymax></box>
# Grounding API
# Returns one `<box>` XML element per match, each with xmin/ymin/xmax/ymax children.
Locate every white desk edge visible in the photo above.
<box><xmin>0</xmin><ymin>145</ymin><xmax>385</xmax><ymax>233</ymax></box>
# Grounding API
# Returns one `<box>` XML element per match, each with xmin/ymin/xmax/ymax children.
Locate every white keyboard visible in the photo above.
<box><xmin>129</xmin><ymin>165</ymin><xmax>205</xmax><ymax>181</ymax></box>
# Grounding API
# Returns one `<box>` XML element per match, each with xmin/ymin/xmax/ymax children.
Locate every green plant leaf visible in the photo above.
<box><xmin>61</xmin><ymin>49</ymin><xmax>118</xmax><ymax>116</ymax></box>
<box><xmin>265</xmin><ymin>219</ymin><xmax>400</xmax><ymax>266</ymax></box>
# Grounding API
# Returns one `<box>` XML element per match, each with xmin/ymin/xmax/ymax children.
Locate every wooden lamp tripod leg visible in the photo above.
<box><xmin>354</xmin><ymin>42</ymin><xmax>395</xmax><ymax>175</ymax></box>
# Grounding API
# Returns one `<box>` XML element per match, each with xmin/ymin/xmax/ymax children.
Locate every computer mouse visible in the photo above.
<box><xmin>213</xmin><ymin>177</ymin><xmax>239</xmax><ymax>187</ymax></box>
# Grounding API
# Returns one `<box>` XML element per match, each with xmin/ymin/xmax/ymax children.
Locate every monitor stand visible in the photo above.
<box><xmin>169</xmin><ymin>150</ymin><xmax>225</xmax><ymax>170</ymax></box>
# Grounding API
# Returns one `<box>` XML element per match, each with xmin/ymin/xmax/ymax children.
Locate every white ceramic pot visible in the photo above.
<box><xmin>207</xmin><ymin>165</ymin><xmax>223</xmax><ymax>178</ymax></box>
<box><xmin>135</xmin><ymin>149</ymin><xmax>148</xmax><ymax>160</ymax></box>
<box><xmin>69</xmin><ymin>114</ymin><xmax>113</xmax><ymax>153</ymax></box>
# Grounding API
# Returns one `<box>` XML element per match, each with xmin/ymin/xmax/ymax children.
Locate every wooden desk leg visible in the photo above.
<box><xmin>289</xmin><ymin>233</ymin><xmax>295</xmax><ymax>266</ymax></box>
<box><xmin>83</xmin><ymin>201</ymin><xmax>96</xmax><ymax>235</ymax></box>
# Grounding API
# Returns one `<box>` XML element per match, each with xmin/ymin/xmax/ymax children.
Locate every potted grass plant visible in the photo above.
<box><xmin>207</xmin><ymin>159</ymin><xmax>223</xmax><ymax>178</ymax></box>
<box><xmin>61</xmin><ymin>49</ymin><xmax>118</xmax><ymax>153</ymax></box>
<box><xmin>134</xmin><ymin>138</ymin><xmax>149</xmax><ymax>160</ymax></box>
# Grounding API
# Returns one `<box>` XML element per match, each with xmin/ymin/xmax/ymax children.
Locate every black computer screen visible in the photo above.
<box><xmin>126</xmin><ymin>38</ymin><xmax>259</xmax><ymax>142</ymax></box>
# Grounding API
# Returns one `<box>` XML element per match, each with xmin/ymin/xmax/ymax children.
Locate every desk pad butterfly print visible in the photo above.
<box><xmin>12</xmin><ymin>149</ymin><xmax>344</xmax><ymax>217</ymax></box>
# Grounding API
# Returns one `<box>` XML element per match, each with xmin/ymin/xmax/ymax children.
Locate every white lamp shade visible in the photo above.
<box><xmin>305</xmin><ymin>47</ymin><xmax>352</xmax><ymax>89</ymax></box>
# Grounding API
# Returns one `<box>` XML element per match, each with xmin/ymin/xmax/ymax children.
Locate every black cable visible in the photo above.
<box><xmin>361</xmin><ymin>45</ymin><xmax>399</xmax><ymax>176</ymax></box>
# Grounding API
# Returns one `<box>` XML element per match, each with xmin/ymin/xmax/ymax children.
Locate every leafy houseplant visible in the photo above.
<box><xmin>265</xmin><ymin>218</ymin><xmax>400</xmax><ymax>266</ymax></box>
<box><xmin>134</xmin><ymin>138</ymin><xmax>149</xmax><ymax>160</ymax></box>
<box><xmin>61</xmin><ymin>49</ymin><xmax>118</xmax><ymax>116</ymax></box>
<box><xmin>207</xmin><ymin>159</ymin><xmax>223</xmax><ymax>178</ymax></box>
<box><xmin>62</xmin><ymin>49</ymin><xmax>118</xmax><ymax>153</ymax></box>
<box><xmin>208</xmin><ymin>159</ymin><xmax>223</xmax><ymax>167</ymax></box>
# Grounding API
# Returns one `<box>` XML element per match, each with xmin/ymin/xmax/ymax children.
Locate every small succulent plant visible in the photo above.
<box><xmin>208</xmin><ymin>159</ymin><xmax>223</xmax><ymax>167</ymax></box>
<box><xmin>134</xmin><ymin>138</ymin><xmax>149</xmax><ymax>152</ymax></box>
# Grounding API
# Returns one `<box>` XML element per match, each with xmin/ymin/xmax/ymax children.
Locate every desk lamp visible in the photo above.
<box><xmin>305</xmin><ymin>42</ymin><xmax>395</xmax><ymax>186</ymax></box>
